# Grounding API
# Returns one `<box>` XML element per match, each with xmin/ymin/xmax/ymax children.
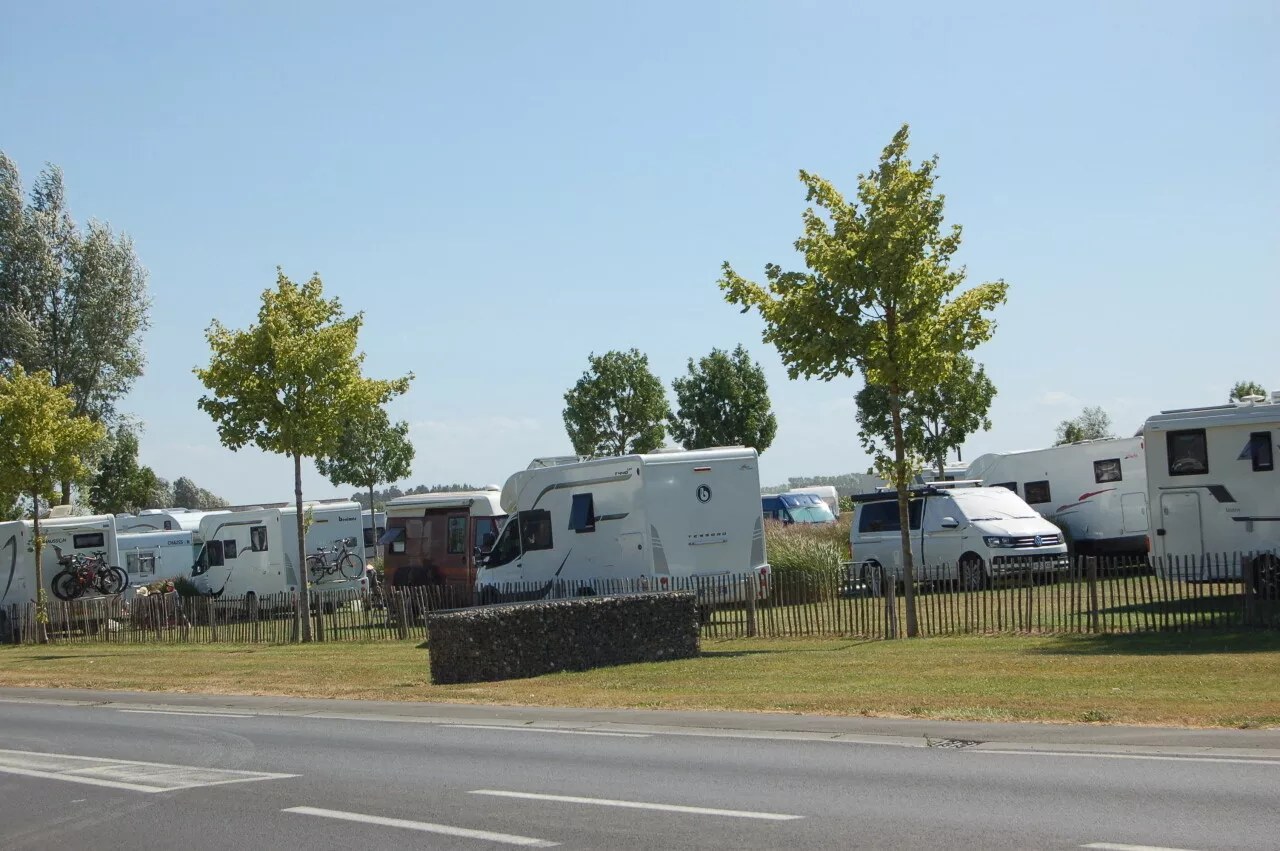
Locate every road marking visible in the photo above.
<box><xmin>445</xmin><ymin>724</ymin><xmax>650</xmax><ymax>738</ymax></box>
<box><xmin>0</xmin><ymin>748</ymin><xmax>297</xmax><ymax>793</ymax></box>
<box><xmin>1082</xmin><ymin>844</ymin><xmax>1203</xmax><ymax>851</ymax></box>
<box><xmin>283</xmin><ymin>806</ymin><xmax>559</xmax><ymax>847</ymax></box>
<box><xmin>469</xmin><ymin>789</ymin><xmax>803</xmax><ymax>821</ymax></box>
<box><xmin>118</xmin><ymin>709</ymin><xmax>250</xmax><ymax>718</ymax></box>
<box><xmin>980</xmin><ymin>748</ymin><xmax>1280</xmax><ymax>767</ymax></box>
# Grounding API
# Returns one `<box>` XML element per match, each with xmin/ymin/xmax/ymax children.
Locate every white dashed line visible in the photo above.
<box><xmin>118</xmin><ymin>709</ymin><xmax>251</xmax><ymax>718</ymax></box>
<box><xmin>446</xmin><ymin>724</ymin><xmax>650</xmax><ymax>738</ymax></box>
<box><xmin>283</xmin><ymin>806</ymin><xmax>559</xmax><ymax>847</ymax></box>
<box><xmin>1082</xmin><ymin>843</ymin><xmax>1204</xmax><ymax>851</ymax></box>
<box><xmin>469</xmin><ymin>789</ymin><xmax>803</xmax><ymax>821</ymax></box>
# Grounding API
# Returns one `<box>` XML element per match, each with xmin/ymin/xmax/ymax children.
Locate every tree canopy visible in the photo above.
<box><xmin>1229</xmin><ymin>381</ymin><xmax>1267</xmax><ymax>402</ymax></box>
<box><xmin>316</xmin><ymin>407</ymin><xmax>416</xmax><ymax>518</ymax></box>
<box><xmin>720</xmin><ymin>124</ymin><xmax>1007</xmax><ymax>637</ymax></box>
<box><xmin>89</xmin><ymin>426</ymin><xmax>159</xmax><ymax>515</ymax></box>
<box><xmin>1054</xmin><ymin>405</ymin><xmax>1114</xmax><ymax>445</ymax></box>
<box><xmin>668</xmin><ymin>344</ymin><xmax>777</xmax><ymax>453</ymax></box>
<box><xmin>562</xmin><ymin>349</ymin><xmax>669</xmax><ymax>456</ymax></box>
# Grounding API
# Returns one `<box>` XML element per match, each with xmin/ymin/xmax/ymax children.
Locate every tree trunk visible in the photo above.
<box><xmin>294</xmin><ymin>453</ymin><xmax>313</xmax><ymax>643</ymax></box>
<box><xmin>889</xmin><ymin>392</ymin><xmax>919</xmax><ymax>638</ymax></box>
<box><xmin>31</xmin><ymin>487</ymin><xmax>48</xmax><ymax>644</ymax></box>
<box><xmin>369</xmin><ymin>482</ymin><xmax>378</xmax><ymax>560</ymax></box>
<box><xmin>60</xmin><ymin>479</ymin><xmax>71</xmax><ymax>506</ymax></box>
<box><xmin>937</xmin><ymin>456</ymin><xmax>946</xmax><ymax>482</ymax></box>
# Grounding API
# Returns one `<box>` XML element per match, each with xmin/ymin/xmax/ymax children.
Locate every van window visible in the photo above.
<box><xmin>519</xmin><ymin>510</ymin><xmax>553</xmax><ymax>551</ymax></box>
<box><xmin>363</xmin><ymin>527</ymin><xmax>376</xmax><ymax>548</ymax></box>
<box><xmin>474</xmin><ymin>516</ymin><xmax>503</xmax><ymax>552</ymax></box>
<box><xmin>1024</xmin><ymin>481</ymin><xmax>1051</xmax><ymax>505</ymax></box>
<box><xmin>222</xmin><ymin>539</ymin><xmax>238</xmax><ymax>559</ymax></box>
<box><xmin>1093</xmin><ymin>459</ymin><xmax>1122</xmax><ymax>484</ymax></box>
<box><xmin>1251</xmin><ymin>431</ymin><xmax>1274</xmax><ymax>472</ymax></box>
<box><xmin>250</xmin><ymin>526</ymin><xmax>268</xmax><ymax>552</ymax></box>
<box><xmin>992</xmin><ymin>482</ymin><xmax>1017</xmax><ymax>495</ymax></box>
<box><xmin>73</xmin><ymin>532</ymin><xmax>105</xmax><ymax>549</ymax></box>
<box><xmin>857</xmin><ymin>499</ymin><xmax>921</xmax><ymax>533</ymax></box>
<box><xmin>1167</xmin><ymin>429</ymin><xmax>1208</xmax><ymax>476</ymax></box>
<box><xmin>569</xmin><ymin>493</ymin><xmax>596</xmax><ymax>533</ymax></box>
<box><xmin>447</xmin><ymin>516</ymin><xmax>467</xmax><ymax>554</ymax></box>
<box><xmin>485</xmin><ymin>518</ymin><xmax>522</xmax><ymax>568</ymax></box>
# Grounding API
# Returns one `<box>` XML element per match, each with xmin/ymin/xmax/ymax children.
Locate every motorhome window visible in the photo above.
<box><xmin>206</xmin><ymin>539</ymin><xmax>225</xmax><ymax>567</ymax></box>
<box><xmin>446</xmin><ymin>517</ymin><xmax>467</xmax><ymax>554</ymax></box>
<box><xmin>1094</xmin><ymin>459</ymin><xmax>1122</xmax><ymax>484</ymax></box>
<box><xmin>363</xmin><ymin>527</ymin><xmax>376</xmax><ymax>548</ymax></box>
<box><xmin>126</xmin><ymin>552</ymin><xmax>156</xmax><ymax>578</ymax></box>
<box><xmin>250</xmin><ymin>526</ymin><xmax>268</xmax><ymax>552</ymax></box>
<box><xmin>1166</xmin><ymin>429</ymin><xmax>1208</xmax><ymax>476</ymax></box>
<box><xmin>222</xmin><ymin>539</ymin><xmax>238</xmax><ymax>559</ymax></box>
<box><xmin>569</xmin><ymin>493</ymin><xmax>596</xmax><ymax>533</ymax></box>
<box><xmin>992</xmin><ymin>482</ymin><xmax>1018</xmax><ymax>494</ymax></box>
<box><xmin>1250</xmin><ymin>431</ymin><xmax>1274</xmax><ymax>472</ymax></box>
<box><xmin>519</xmin><ymin>510</ymin><xmax>553</xmax><ymax>551</ymax></box>
<box><xmin>1024</xmin><ymin>481</ymin><xmax>1051</xmax><ymax>504</ymax></box>
<box><xmin>73</xmin><ymin>533</ymin><xmax>105</xmax><ymax>549</ymax></box>
<box><xmin>163</xmin><ymin>520</ymin><xmax>172</xmax><ymax>531</ymax></box>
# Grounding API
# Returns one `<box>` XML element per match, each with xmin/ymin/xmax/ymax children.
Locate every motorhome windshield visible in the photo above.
<box><xmin>788</xmin><ymin>503</ymin><xmax>836</xmax><ymax>524</ymax></box>
<box><xmin>954</xmin><ymin>490</ymin><xmax>1039</xmax><ymax>521</ymax></box>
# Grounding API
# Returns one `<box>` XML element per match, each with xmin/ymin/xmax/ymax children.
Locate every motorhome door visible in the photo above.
<box><xmin>1160</xmin><ymin>492</ymin><xmax>1203</xmax><ymax>563</ymax></box>
<box><xmin>1121</xmin><ymin>492</ymin><xmax>1148</xmax><ymax>535</ymax></box>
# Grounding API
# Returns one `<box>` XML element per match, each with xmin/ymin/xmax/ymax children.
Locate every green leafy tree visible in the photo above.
<box><xmin>720</xmin><ymin>124</ymin><xmax>1008</xmax><ymax>637</ymax></box>
<box><xmin>562</xmin><ymin>349</ymin><xmax>669</xmax><ymax>456</ymax></box>
<box><xmin>173</xmin><ymin>476</ymin><xmax>202</xmax><ymax>508</ymax></box>
<box><xmin>1229</xmin><ymin>381</ymin><xmax>1267</xmax><ymax>402</ymax></box>
<box><xmin>316</xmin><ymin>408</ymin><xmax>416</xmax><ymax>544</ymax></box>
<box><xmin>89</xmin><ymin>426</ymin><xmax>159</xmax><ymax>515</ymax></box>
<box><xmin>1054</xmin><ymin>405</ymin><xmax>1113</xmax><ymax>445</ymax></box>
<box><xmin>0</xmin><ymin>365</ymin><xmax>106</xmax><ymax>642</ymax></box>
<box><xmin>0</xmin><ymin>154</ymin><xmax>151</xmax><ymax>503</ymax></box>
<box><xmin>668</xmin><ymin>344</ymin><xmax>778</xmax><ymax>453</ymax></box>
<box><xmin>148</xmin><ymin>478</ymin><xmax>175</xmax><ymax>509</ymax></box>
<box><xmin>195</xmin><ymin>269</ymin><xmax>411</xmax><ymax>641</ymax></box>
<box><xmin>856</xmin><ymin>355</ymin><xmax>996</xmax><ymax>480</ymax></box>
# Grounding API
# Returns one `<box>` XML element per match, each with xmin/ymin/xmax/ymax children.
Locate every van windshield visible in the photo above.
<box><xmin>954</xmin><ymin>489</ymin><xmax>1039</xmax><ymax>521</ymax></box>
<box><xmin>789</xmin><ymin>503</ymin><xmax>836</xmax><ymax>524</ymax></box>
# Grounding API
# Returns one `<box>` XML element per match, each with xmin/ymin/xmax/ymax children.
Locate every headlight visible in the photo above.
<box><xmin>984</xmin><ymin>536</ymin><xmax>1017</xmax><ymax>548</ymax></box>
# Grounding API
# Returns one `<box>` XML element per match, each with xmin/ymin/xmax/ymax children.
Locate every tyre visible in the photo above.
<box><xmin>339</xmin><ymin>553</ymin><xmax>365</xmax><ymax>581</ymax></box>
<box><xmin>1252</xmin><ymin>555</ymin><xmax>1280</xmax><ymax>601</ymax></box>
<box><xmin>859</xmin><ymin>561</ymin><xmax>885</xmax><ymax>597</ymax></box>
<box><xmin>959</xmin><ymin>554</ymin><xmax>988</xmax><ymax>592</ymax></box>
<box><xmin>96</xmin><ymin>566</ymin><xmax>128</xmax><ymax>596</ymax></box>
<box><xmin>306</xmin><ymin>555</ymin><xmax>326</xmax><ymax>583</ymax></box>
<box><xmin>52</xmin><ymin>570</ymin><xmax>81</xmax><ymax>601</ymax></box>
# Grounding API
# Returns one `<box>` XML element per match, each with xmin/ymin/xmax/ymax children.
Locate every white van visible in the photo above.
<box><xmin>849</xmin><ymin>484</ymin><xmax>1070</xmax><ymax>590</ymax></box>
<box><xmin>477</xmin><ymin>447</ymin><xmax>769</xmax><ymax>603</ymax></box>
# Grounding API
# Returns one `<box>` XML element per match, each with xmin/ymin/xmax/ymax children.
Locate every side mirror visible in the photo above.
<box><xmin>940</xmin><ymin>517</ymin><xmax>960</xmax><ymax>529</ymax></box>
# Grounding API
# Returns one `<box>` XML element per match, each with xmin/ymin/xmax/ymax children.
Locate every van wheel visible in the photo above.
<box><xmin>1253</xmin><ymin>555</ymin><xmax>1280</xmax><ymax>601</ymax></box>
<box><xmin>859</xmin><ymin>561</ymin><xmax>885</xmax><ymax>597</ymax></box>
<box><xmin>960</xmin><ymin>554</ymin><xmax>988</xmax><ymax>592</ymax></box>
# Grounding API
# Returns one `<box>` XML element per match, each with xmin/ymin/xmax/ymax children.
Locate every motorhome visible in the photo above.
<box><xmin>0</xmin><ymin>520</ymin><xmax>32</xmax><ymax>615</ymax></box>
<box><xmin>0</xmin><ymin>514</ymin><xmax>121</xmax><ymax>608</ymax></box>
<box><xmin>118</xmin><ymin>508</ymin><xmax>231</xmax><ymax>543</ymax></box>
<box><xmin>1143</xmin><ymin>393</ymin><xmax>1280</xmax><ymax>590</ymax></box>
<box><xmin>476</xmin><ymin>446</ymin><xmax>770</xmax><ymax>602</ymax></box>
<box><xmin>117</xmin><ymin>530</ymin><xmax>196</xmax><ymax>586</ymax></box>
<box><xmin>965</xmin><ymin>437</ymin><xmax>1149</xmax><ymax>557</ymax></box>
<box><xmin>361</xmin><ymin>509</ymin><xmax>387</xmax><ymax>561</ymax></box>
<box><xmin>190</xmin><ymin>501</ymin><xmax>366</xmax><ymax>597</ymax></box>
<box><xmin>381</xmin><ymin>489</ymin><xmax>506</xmax><ymax>589</ymax></box>
<box><xmin>788</xmin><ymin>486</ymin><xmax>840</xmax><ymax>517</ymax></box>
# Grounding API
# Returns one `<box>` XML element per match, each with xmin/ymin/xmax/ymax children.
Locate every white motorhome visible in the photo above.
<box><xmin>476</xmin><ymin>447</ymin><xmax>769</xmax><ymax>602</ymax></box>
<box><xmin>190</xmin><ymin>501</ymin><xmax>366</xmax><ymax>597</ymax></box>
<box><xmin>117</xmin><ymin>530</ymin><xmax>196</xmax><ymax>586</ymax></box>
<box><xmin>118</xmin><ymin>508</ymin><xmax>230</xmax><ymax>543</ymax></box>
<box><xmin>965</xmin><ymin>437</ymin><xmax>1149</xmax><ymax>557</ymax></box>
<box><xmin>0</xmin><ymin>515</ymin><xmax>121</xmax><ymax>606</ymax></box>
<box><xmin>789</xmin><ymin>486</ymin><xmax>840</xmax><ymax>517</ymax></box>
<box><xmin>1143</xmin><ymin>394</ymin><xmax>1280</xmax><ymax>590</ymax></box>
<box><xmin>0</xmin><ymin>520</ymin><xmax>32</xmax><ymax>614</ymax></box>
<box><xmin>361</xmin><ymin>509</ymin><xmax>387</xmax><ymax>561</ymax></box>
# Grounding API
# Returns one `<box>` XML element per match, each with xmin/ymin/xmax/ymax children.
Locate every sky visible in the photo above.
<box><xmin>2</xmin><ymin>1</ymin><xmax>1277</xmax><ymax>504</ymax></box>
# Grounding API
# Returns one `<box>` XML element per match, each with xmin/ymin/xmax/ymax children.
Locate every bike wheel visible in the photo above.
<box><xmin>96</xmin><ymin>566</ymin><xmax>128</xmax><ymax>596</ymax></box>
<box><xmin>339</xmin><ymin>552</ymin><xmax>365</xmax><ymax>581</ymax></box>
<box><xmin>52</xmin><ymin>570</ymin><xmax>81</xmax><ymax>601</ymax></box>
<box><xmin>306</xmin><ymin>555</ymin><xmax>326</xmax><ymax>583</ymax></box>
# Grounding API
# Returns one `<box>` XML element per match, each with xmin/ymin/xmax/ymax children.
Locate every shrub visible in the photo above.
<box><xmin>765</xmin><ymin>520</ymin><xmax>846</xmax><ymax>602</ymax></box>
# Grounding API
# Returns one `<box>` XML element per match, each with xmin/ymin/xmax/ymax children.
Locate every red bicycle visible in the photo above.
<box><xmin>51</xmin><ymin>547</ymin><xmax>128</xmax><ymax>600</ymax></box>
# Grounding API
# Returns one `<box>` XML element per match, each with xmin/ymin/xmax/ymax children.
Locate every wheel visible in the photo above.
<box><xmin>339</xmin><ymin>553</ymin><xmax>365</xmax><ymax>581</ymax></box>
<box><xmin>1252</xmin><ymin>555</ymin><xmax>1280</xmax><ymax>601</ymax></box>
<box><xmin>306</xmin><ymin>555</ymin><xmax>326</xmax><ymax>582</ymax></box>
<box><xmin>479</xmin><ymin>586</ymin><xmax>499</xmax><ymax>605</ymax></box>
<box><xmin>859</xmin><ymin>561</ymin><xmax>885</xmax><ymax>597</ymax></box>
<box><xmin>52</xmin><ymin>570</ymin><xmax>81</xmax><ymax>601</ymax></box>
<box><xmin>96</xmin><ymin>566</ymin><xmax>128</xmax><ymax>596</ymax></box>
<box><xmin>959</xmin><ymin>554</ymin><xmax>988</xmax><ymax>592</ymax></box>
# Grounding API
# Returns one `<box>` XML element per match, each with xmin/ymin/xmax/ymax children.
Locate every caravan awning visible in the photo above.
<box><xmin>378</xmin><ymin>527</ymin><xmax>404</xmax><ymax>546</ymax></box>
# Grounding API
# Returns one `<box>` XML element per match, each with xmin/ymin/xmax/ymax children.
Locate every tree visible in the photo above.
<box><xmin>0</xmin><ymin>154</ymin><xmax>151</xmax><ymax>503</ymax></box>
<box><xmin>148</xmin><ymin>478</ymin><xmax>175</xmax><ymax>509</ymax></box>
<box><xmin>1229</xmin><ymin>381</ymin><xmax>1267</xmax><ymax>402</ymax></box>
<box><xmin>0</xmin><ymin>365</ymin><xmax>106</xmax><ymax>642</ymax></box>
<box><xmin>720</xmin><ymin>125</ymin><xmax>1008</xmax><ymax>637</ymax></box>
<box><xmin>668</xmin><ymin>344</ymin><xmax>778</xmax><ymax>453</ymax></box>
<box><xmin>1054</xmin><ymin>405</ymin><xmax>1113</xmax><ymax>445</ymax></box>
<box><xmin>562</xmin><ymin>349</ymin><xmax>669</xmax><ymax>456</ymax></box>
<box><xmin>316</xmin><ymin>408</ymin><xmax>415</xmax><ymax>546</ymax></box>
<box><xmin>88</xmin><ymin>426</ymin><xmax>159</xmax><ymax>515</ymax></box>
<box><xmin>195</xmin><ymin>269</ymin><xmax>411</xmax><ymax>641</ymax></box>
<box><xmin>856</xmin><ymin>355</ymin><xmax>996</xmax><ymax>480</ymax></box>
<box><xmin>173</xmin><ymin>476</ymin><xmax>202</xmax><ymax>508</ymax></box>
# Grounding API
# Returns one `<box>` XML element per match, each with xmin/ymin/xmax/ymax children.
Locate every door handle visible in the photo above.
<box><xmin>1156</xmin><ymin>529</ymin><xmax>1166</xmax><ymax>536</ymax></box>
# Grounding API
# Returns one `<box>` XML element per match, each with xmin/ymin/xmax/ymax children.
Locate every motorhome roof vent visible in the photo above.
<box><xmin>1239</xmin><ymin>394</ymin><xmax>1266</xmax><ymax>405</ymax></box>
<box><xmin>47</xmin><ymin>505</ymin><xmax>79</xmax><ymax>518</ymax></box>
<box><xmin>483</xmin><ymin>484</ymin><xmax>500</xmax><ymax>491</ymax></box>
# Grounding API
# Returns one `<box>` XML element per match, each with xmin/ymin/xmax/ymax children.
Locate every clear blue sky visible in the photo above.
<box><xmin>2</xmin><ymin>1</ymin><xmax>1277</xmax><ymax>504</ymax></box>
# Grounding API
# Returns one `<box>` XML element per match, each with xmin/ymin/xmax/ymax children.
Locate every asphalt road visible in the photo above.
<box><xmin>2</xmin><ymin>692</ymin><xmax>1279</xmax><ymax>850</ymax></box>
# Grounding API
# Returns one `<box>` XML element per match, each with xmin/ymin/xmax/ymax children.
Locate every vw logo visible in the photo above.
<box><xmin>1033</xmin><ymin>535</ymin><xmax>1043</xmax><ymax>547</ymax></box>
<box><xmin>696</xmin><ymin>484</ymin><xmax>712</xmax><ymax>503</ymax></box>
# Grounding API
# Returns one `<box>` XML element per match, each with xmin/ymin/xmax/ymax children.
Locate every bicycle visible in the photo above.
<box><xmin>306</xmin><ymin>537</ymin><xmax>365</xmax><ymax>583</ymax></box>
<box><xmin>51</xmin><ymin>547</ymin><xmax>128</xmax><ymax>600</ymax></box>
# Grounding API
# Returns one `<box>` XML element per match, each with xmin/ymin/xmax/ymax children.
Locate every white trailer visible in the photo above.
<box><xmin>1143</xmin><ymin>394</ymin><xmax>1280</xmax><ymax>590</ymax></box>
<box><xmin>117</xmin><ymin>530</ymin><xmax>196</xmax><ymax>586</ymax></box>
<box><xmin>190</xmin><ymin>502</ymin><xmax>366</xmax><ymax>597</ymax></box>
<box><xmin>965</xmin><ymin>437</ymin><xmax>1149</xmax><ymax>557</ymax></box>
<box><xmin>477</xmin><ymin>447</ymin><xmax>770</xmax><ymax>603</ymax></box>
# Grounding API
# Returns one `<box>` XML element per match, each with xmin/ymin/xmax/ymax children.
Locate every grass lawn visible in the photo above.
<box><xmin>3</xmin><ymin>631</ymin><xmax>1279</xmax><ymax>728</ymax></box>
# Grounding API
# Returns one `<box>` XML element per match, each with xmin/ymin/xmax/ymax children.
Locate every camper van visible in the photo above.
<box><xmin>362</xmin><ymin>509</ymin><xmax>387</xmax><ymax>561</ymax></box>
<box><xmin>476</xmin><ymin>446</ymin><xmax>770</xmax><ymax>602</ymax></box>
<box><xmin>762</xmin><ymin>493</ymin><xmax>837</xmax><ymax>525</ymax></box>
<box><xmin>117</xmin><ymin>530</ymin><xmax>196</xmax><ymax>586</ymax></box>
<box><xmin>965</xmin><ymin>437</ymin><xmax>1149</xmax><ymax>557</ymax></box>
<box><xmin>788</xmin><ymin>486</ymin><xmax>841</xmax><ymax>518</ymax></box>
<box><xmin>0</xmin><ymin>515</ymin><xmax>121</xmax><ymax>608</ymax></box>
<box><xmin>382</xmin><ymin>490</ymin><xmax>506</xmax><ymax>589</ymax></box>
<box><xmin>1143</xmin><ymin>394</ymin><xmax>1280</xmax><ymax>591</ymax></box>
<box><xmin>190</xmin><ymin>501</ymin><xmax>366</xmax><ymax>597</ymax></box>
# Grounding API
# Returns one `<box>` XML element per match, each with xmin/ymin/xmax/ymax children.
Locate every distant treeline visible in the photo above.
<box><xmin>351</xmin><ymin>484</ymin><xmax>480</xmax><ymax>510</ymax></box>
<box><xmin>761</xmin><ymin>473</ymin><xmax>881</xmax><ymax>496</ymax></box>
